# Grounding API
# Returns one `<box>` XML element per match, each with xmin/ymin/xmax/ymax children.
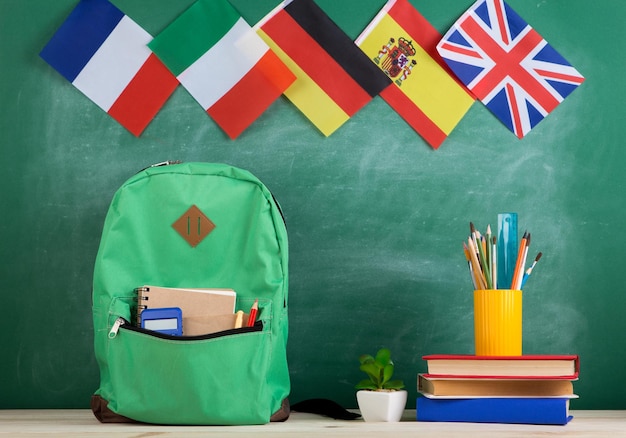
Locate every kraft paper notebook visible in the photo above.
<box><xmin>136</xmin><ymin>285</ymin><xmax>237</xmax><ymax>335</ymax></box>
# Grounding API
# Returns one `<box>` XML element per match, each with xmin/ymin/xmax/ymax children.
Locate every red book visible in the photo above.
<box><xmin>423</xmin><ymin>355</ymin><xmax>579</xmax><ymax>379</ymax></box>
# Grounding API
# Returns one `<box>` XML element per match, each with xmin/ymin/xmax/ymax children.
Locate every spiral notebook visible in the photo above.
<box><xmin>135</xmin><ymin>285</ymin><xmax>237</xmax><ymax>335</ymax></box>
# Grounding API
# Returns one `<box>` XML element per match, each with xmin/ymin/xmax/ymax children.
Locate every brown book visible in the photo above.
<box><xmin>422</xmin><ymin>355</ymin><xmax>579</xmax><ymax>379</ymax></box>
<box><xmin>136</xmin><ymin>285</ymin><xmax>236</xmax><ymax>335</ymax></box>
<box><xmin>418</xmin><ymin>374</ymin><xmax>576</xmax><ymax>398</ymax></box>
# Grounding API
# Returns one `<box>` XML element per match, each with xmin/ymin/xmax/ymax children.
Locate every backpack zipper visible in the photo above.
<box><xmin>108</xmin><ymin>317</ymin><xmax>263</xmax><ymax>340</ymax></box>
<box><xmin>137</xmin><ymin>160</ymin><xmax>182</xmax><ymax>173</ymax></box>
<box><xmin>109</xmin><ymin>317</ymin><xmax>125</xmax><ymax>338</ymax></box>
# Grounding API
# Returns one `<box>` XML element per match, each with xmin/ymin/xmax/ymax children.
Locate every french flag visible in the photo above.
<box><xmin>40</xmin><ymin>0</ymin><xmax>179</xmax><ymax>136</ymax></box>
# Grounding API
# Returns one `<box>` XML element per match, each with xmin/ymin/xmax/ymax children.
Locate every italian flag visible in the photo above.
<box><xmin>149</xmin><ymin>0</ymin><xmax>295</xmax><ymax>139</ymax></box>
<box><xmin>356</xmin><ymin>0</ymin><xmax>476</xmax><ymax>149</ymax></box>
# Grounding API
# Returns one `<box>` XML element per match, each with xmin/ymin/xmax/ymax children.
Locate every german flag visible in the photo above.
<box><xmin>356</xmin><ymin>0</ymin><xmax>475</xmax><ymax>149</ymax></box>
<box><xmin>257</xmin><ymin>0</ymin><xmax>392</xmax><ymax>136</ymax></box>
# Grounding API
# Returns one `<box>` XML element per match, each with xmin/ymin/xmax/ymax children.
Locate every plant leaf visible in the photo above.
<box><xmin>360</xmin><ymin>363</ymin><xmax>381</xmax><ymax>383</ymax></box>
<box><xmin>383</xmin><ymin>379</ymin><xmax>405</xmax><ymax>390</ymax></box>
<box><xmin>382</xmin><ymin>363</ymin><xmax>394</xmax><ymax>385</ymax></box>
<box><xmin>355</xmin><ymin>379</ymin><xmax>377</xmax><ymax>390</ymax></box>
<box><xmin>359</xmin><ymin>354</ymin><xmax>375</xmax><ymax>365</ymax></box>
<box><xmin>375</xmin><ymin>348</ymin><xmax>391</xmax><ymax>366</ymax></box>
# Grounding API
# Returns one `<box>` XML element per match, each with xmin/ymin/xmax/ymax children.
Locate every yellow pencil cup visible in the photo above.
<box><xmin>474</xmin><ymin>289</ymin><xmax>522</xmax><ymax>356</ymax></box>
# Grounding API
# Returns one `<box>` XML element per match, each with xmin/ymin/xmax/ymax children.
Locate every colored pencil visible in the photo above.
<box><xmin>485</xmin><ymin>224</ymin><xmax>492</xmax><ymax>281</ymax></box>
<box><xmin>516</xmin><ymin>233</ymin><xmax>531</xmax><ymax>290</ymax></box>
<box><xmin>247</xmin><ymin>299</ymin><xmax>259</xmax><ymax>327</ymax></box>
<box><xmin>463</xmin><ymin>242</ymin><xmax>478</xmax><ymax>289</ymax></box>
<box><xmin>510</xmin><ymin>231</ymin><xmax>529</xmax><ymax>290</ymax></box>
<box><xmin>468</xmin><ymin>237</ymin><xmax>488</xmax><ymax>289</ymax></box>
<box><xmin>464</xmin><ymin>219</ymin><xmax>541</xmax><ymax>291</ymax></box>
<box><xmin>476</xmin><ymin>236</ymin><xmax>492</xmax><ymax>289</ymax></box>
<box><xmin>491</xmin><ymin>235</ymin><xmax>497</xmax><ymax>289</ymax></box>
<box><xmin>234</xmin><ymin>310</ymin><xmax>244</xmax><ymax>329</ymax></box>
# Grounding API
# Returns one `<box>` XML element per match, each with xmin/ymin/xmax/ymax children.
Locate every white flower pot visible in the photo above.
<box><xmin>356</xmin><ymin>390</ymin><xmax>407</xmax><ymax>422</ymax></box>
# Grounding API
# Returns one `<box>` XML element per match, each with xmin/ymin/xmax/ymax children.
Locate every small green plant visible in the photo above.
<box><xmin>355</xmin><ymin>348</ymin><xmax>405</xmax><ymax>391</ymax></box>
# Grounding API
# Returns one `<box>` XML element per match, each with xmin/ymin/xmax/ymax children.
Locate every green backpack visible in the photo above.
<box><xmin>90</xmin><ymin>162</ymin><xmax>290</xmax><ymax>425</ymax></box>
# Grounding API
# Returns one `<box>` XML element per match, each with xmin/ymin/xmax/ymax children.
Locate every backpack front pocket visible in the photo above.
<box><xmin>103</xmin><ymin>316</ymin><xmax>273</xmax><ymax>425</ymax></box>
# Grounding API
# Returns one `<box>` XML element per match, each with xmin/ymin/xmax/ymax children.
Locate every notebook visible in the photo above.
<box><xmin>136</xmin><ymin>285</ymin><xmax>237</xmax><ymax>335</ymax></box>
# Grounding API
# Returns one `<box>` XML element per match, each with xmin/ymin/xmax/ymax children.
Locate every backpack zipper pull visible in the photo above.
<box><xmin>137</xmin><ymin>161</ymin><xmax>182</xmax><ymax>174</ymax></box>
<box><xmin>150</xmin><ymin>160</ymin><xmax>181</xmax><ymax>168</ymax></box>
<box><xmin>108</xmin><ymin>317</ymin><xmax>125</xmax><ymax>339</ymax></box>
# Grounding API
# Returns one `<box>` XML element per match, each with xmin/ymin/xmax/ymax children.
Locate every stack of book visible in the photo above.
<box><xmin>416</xmin><ymin>354</ymin><xmax>580</xmax><ymax>425</ymax></box>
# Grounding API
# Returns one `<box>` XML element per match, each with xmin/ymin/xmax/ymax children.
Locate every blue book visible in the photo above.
<box><xmin>416</xmin><ymin>397</ymin><xmax>573</xmax><ymax>425</ymax></box>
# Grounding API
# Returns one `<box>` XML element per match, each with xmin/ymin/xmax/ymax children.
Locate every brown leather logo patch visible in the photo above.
<box><xmin>172</xmin><ymin>205</ymin><xmax>215</xmax><ymax>247</ymax></box>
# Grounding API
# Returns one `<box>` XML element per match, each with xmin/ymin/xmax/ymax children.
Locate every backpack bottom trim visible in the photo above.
<box><xmin>90</xmin><ymin>394</ymin><xmax>291</xmax><ymax>424</ymax></box>
<box><xmin>91</xmin><ymin>395</ymin><xmax>136</xmax><ymax>423</ymax></box>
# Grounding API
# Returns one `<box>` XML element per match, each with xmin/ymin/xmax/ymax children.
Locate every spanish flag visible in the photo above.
<box><xmin>257</xmin><ymin>0</ymin><xmax>392</xmax><ymax>137</ymax></box>
<box><xmin>356</xmin><ymin>0</ymin><xmax>475</xmax><ymax>149</ymax></box>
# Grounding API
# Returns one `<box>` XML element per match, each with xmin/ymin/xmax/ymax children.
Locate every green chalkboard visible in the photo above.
<box><xmin>1</xmin><ymin>0</ymin><xmax>623</xmax><ymax>411</ymax></box>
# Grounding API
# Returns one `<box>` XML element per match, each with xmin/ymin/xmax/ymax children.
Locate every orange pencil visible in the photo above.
<box><xmin>510</xmin><ymin>231</ymin><xmax>528</xmax><ymax>290</ymax></box>
<box><xmin>516</xmin><ymin>233</ymin><xmax>531</xmax><ymax>289</ymax></box>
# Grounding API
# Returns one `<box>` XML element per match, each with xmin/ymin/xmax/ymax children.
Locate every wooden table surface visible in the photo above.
<box><xmin>1</xmin><ymin>410</ymin><xmax>625</xmax><ymax>437</ymax></box>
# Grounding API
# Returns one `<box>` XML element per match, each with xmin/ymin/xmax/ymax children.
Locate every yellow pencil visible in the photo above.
<box><xmin>464</xmin><ymin>242</ymin><xmax>479</xmax><ymax>289</ymax></box>
<box><xmin>234</xmin><ymin>310</ymin><xmax>244</xmax><ymax>329</ymax></box>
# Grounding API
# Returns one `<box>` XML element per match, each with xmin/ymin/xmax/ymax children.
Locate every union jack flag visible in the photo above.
<box><xmin>437</xmin><ymin>0</ymin><xmax>584</xmax><ymax>138</ymax></box>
